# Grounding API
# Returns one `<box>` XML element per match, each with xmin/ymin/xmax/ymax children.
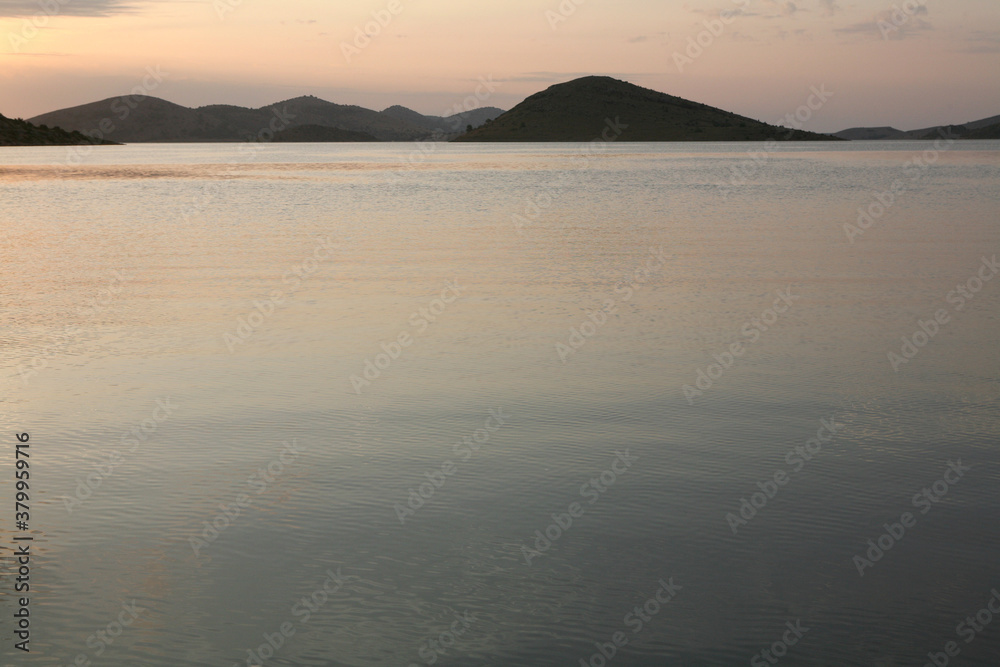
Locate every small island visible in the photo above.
<box><xmin>455</xmin><ymin>76</ymin><xmax>841</xmax><ymax>142</ymax></box>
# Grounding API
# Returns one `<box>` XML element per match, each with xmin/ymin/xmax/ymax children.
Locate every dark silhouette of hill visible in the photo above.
<box><xmin>0</xmin><ymin>111</ymin><xmax>117</xmax><ymax>146</ymax></box>
<box><xmin>834</xmin><ymin>114</ymin><xmax>1000</xmax><ymax>140</ymax></box>
<box><xmin>834</xmin><ymin>127</ymin><xmax>908</xmax><ymax>141</ymax></box>
<box><xmin>255</xmin><ymin>96</ymin><xmax>427</xmax><ymax>141</ymax></box>
<box><xmin>31</xmin><ymin>96</ymin><xmax>239</xmax><ymax>142</ymax></box>
<box><xmin>963</xmin><ymin>122</ymin><xmax>1000</xmax><ymax>140</ymax></box>
<box><xmin>382</xmin><ymin>105</ymin><xmax>504</xmax><ymax>138</ymax></box>
<box><xmin>454</xmin><ymin>76</ymin><xmax>839</xmax><ymax>142</ymax></box>
<box><xmin>29</xmin><ymin>94</ymin><xmax>502</xmax><ymax>143</ymax></box>
<box><xmin>272</xmin><ymin>125</ymin><xmax>379</xmax><ymax>142</ymax></box>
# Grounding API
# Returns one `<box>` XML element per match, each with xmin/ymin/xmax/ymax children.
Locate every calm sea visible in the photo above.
<box><xmin>1</xmin><ymin>142</ymin><xmax>999</xmax><ymax>666</ymax></box>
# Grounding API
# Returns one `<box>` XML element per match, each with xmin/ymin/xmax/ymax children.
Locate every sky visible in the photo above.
<box><xmin>0</xmin><ymin>0</ymin><xmax>998</xmax><ymax>133</ymax></box>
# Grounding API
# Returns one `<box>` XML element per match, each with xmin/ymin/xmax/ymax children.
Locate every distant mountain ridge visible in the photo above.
<box><xmin>21</xmin><ymin>79</ymin><xmax>997</xmax><ymax>145</ymax></box>
<box><xmin>0</xmin><ymin>111</ymin><xmax>117</xmax><ymax>146</ymax></box>
<box><xmin>382</xmin><ymin>105</ymin><xmax>503</xmax><ymax>134</ymax></box>
<box><xmin>455</xmin><ymin>76</ymin><xmax>840</xmax><ymax>142</ymax></box>
<box><xmin>834</xmin><ymin>114</ymin><xmax>1000</xmax><ymax>141</ymax></box>
<box><xmin>27</xmin><ymin>95</ymin><xmax>505</xmax><ymax>143</ymax></box>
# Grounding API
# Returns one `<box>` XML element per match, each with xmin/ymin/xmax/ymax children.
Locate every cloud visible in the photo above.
<box><xmin>817</xmin><ymin>0</ymin><xmax>840</xmax><ymax>16</ymax></box>
<box><xmin>775</xmin><ymin>27</ymin><xmax>808</xmax><ymax>41</ymax></box>
<box><xmin>626</xmin><ymin>31</ymin><xmax>666</xmax><ymax>44</ymax></box>
<box><xmin>757</xmin><ymin>0</ymin><xmax>799</xmax><ymax>17</ymax></box>
<box><xmin>835</xmin><ymin>6</ymin><xmax>931</xmax><ymax>40</ymax></box>
<box><xmin>690</xmin><ymin>0</ymin><xmax>795</xmax><ymax>20</ymax></box>
<box><xmin>834</xmin><ymin>22</ymin><xmax>869</xmax><ymax>35</ymax></box>
<box><xmin>688</xmin><ymin>6</ymin><xmax>759</xmax><ymax>19</ymax></box>
<box><xmin>0</xmin><ymin>0</ymin><xmax>143</xmax><ymax>17</ymax></box>
<box><xmin>963</xmin><ymin>31</ymin><xmax>1000</xmax><ymax>54</ymax></box>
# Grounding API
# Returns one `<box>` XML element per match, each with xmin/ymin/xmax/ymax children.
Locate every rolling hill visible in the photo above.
<box><xmin>834</xmin><ymin>114</ymin><xmax>1000</xmax><ymax>141</ymax></box>
<box><xmin>28</xmin><ymin>95</ymin><xmax>505</xmax><ymax>143</ymax></box>
<box><xmin>454</xmin><ymin>76</ymin><xmax>840</xmax><ymax>142</ymax></box>
<box><xmin>833</xmin><ymin>126</ymin><xmax>908</xmax><ymax>141</ymax></box>
<box><xmin>382</xmin><ymin>104</ymin><xmax>505</xmax><ymax>137</ymax></box>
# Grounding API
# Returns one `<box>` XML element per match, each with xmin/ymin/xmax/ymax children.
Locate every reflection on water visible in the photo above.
<box><xmin>1</xmin><ymin>142</ymin><xmax>999</xmax><ymax>666</ymax></box>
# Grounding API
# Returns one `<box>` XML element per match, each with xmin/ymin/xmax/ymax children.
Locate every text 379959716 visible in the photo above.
<box><xmin>13</xmin><ymin>432</ymin><xmax>32</xmax><ymax>652</ymax></box>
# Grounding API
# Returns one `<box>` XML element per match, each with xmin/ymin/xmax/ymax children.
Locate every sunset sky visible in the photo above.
<box><xmin>1</xmin><ymin>0</ymin><xmax>998</xmax><ymax>132</ymax></box>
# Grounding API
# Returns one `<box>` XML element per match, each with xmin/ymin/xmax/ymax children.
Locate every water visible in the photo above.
<box><xmin>1</xmin><ymin>142</ymin><xmax>998</xmax><ymax>666</ymax></box>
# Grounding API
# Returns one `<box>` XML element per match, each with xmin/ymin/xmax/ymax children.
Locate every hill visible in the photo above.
<box><xmin>454</xmin><ymin>76</ymin><xmax>839</xmax><ymax>142</ymax></box>
<box><xmin>272</xmin><ymin>125</ymin><xmax>379</xmax><ymax>142</ymax></box>
<box><xmin>835</xmin><ymin>114</ymin><xmax>1000</xmax><ymax>141</ymax></box>
<box><xmin>31</xmin><ymin>96</ymin><xmax>239</xmax><ymax>142</ymax></box>
<box><xmin>382</xmin><ymin>105</ymin><xmax>504</xmax><ymax>138</ymax></box>
<box><xmin>29</xmin><ymin>95</ymin><xmax>501</xmax><ymax>143</ymax></box>
<box><xmin>964</xmin><ymin>122</ymin><xmax>1000</xmax><ymax>140</ymax></box>
<box><xmin>253</xmin><ymin>96</ymin><xmax>429</xmax><ymax>141</ymax></box>
<box><xmin>0</xmin><ymin>112</ymin><xmax>117</xmax><ymax>146</ymax></box>
<box><xmin>833</xmin><ymin>126</ymin><xmax>907</xmax><ymax>141</ymax></box>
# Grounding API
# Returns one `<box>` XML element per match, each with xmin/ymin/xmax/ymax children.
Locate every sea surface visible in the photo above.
<box><xmin>1</xmin><ymin>141</ymin><xmax>999</xmax><ymax>666</ymax></box>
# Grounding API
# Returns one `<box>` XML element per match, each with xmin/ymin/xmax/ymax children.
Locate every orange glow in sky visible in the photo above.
<box><xmin>1</xmin><ymin>0</ymin><xmax>998</xmax><ymax>132</ymax></box>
